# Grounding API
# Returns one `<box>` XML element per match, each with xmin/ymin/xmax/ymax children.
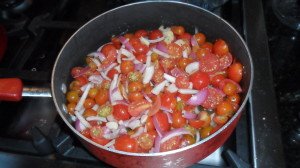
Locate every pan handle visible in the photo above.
<box><xmin>0</xmin><ymin>78</ymin><xmax>52</xmax><ymax>101</ymax></box>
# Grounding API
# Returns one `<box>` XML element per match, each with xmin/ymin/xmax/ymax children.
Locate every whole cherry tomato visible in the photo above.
<box><xmin>189</xmin><ymin>71</ymin><xmax>210</xmax><ymax>90</ymax></box>
<box><xmin>227</xmin><ymin>62</ymin><xmax>243</xmax><ymax>83</ymax></box>
<box><xmin>115</xmin><ymin>135</ymin><xmax>138</xmax><ymax>152</ymax></box>
<box><xmin>113</xmin><ymin>104</ymin><xmax>130</xmax><ymax>121</ymax></box>
<box><xmin>212</xmin><ymin>39</ymin><xmax>229</xmax><ymax>56</ymax></box>
<box><xmin>90</xmin><ymin>126</ymin><xmax>110</xmax><ymax>145</ymax></box>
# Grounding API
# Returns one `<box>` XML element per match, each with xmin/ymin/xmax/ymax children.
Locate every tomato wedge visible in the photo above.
<box><xmin>199</xmin><ymin>53</ymin><xmax>220</xmax><ymax>73</ymax></box>
<box><xmin>128</xmin><ymin>100</ymin><xmax>152</xmax><ymax>117</ymax></box>
<box><xmin>89</xmin><ymin>126</ymin><xmax>110</xmax><ymax>145</ymax></box>
<box><xmin>148</xmin><ymin>96</ymin><xmax>161</xmax><ymax>116</ymax></box>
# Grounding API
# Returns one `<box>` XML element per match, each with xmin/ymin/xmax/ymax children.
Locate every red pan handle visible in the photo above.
<box><xmin>0</xmin><ymin>78</ymin><xmax>23</xmax><ymax>101</ymax></box>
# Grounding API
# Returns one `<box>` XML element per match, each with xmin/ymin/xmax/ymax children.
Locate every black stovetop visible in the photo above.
<box><xmin>0</xmin><ymin>0</ymin><xmax>290</xmax><ymax>167</ymax></box>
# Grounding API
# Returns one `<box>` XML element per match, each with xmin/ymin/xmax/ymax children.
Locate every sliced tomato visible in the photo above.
<box><xmin>160</xmin><ymin>92</ymin><xmax>177</xmax><ymax>110</ymax></box>
<box><xmin>148</xmin><ymin>96</ymin><xmax>161</xmax><ymax>116</ymax></box>
<box><xmin>137</xmin><ymin>132</ymin><xmax>155</xmax><ymax>151</ymax></box>
<box><xmin>115</xmin><ymin>135</ymin><xmax>138</xmax><ymax>152</ymax></box>
<box><xmin>201</xmin><ymin>87</ymin><xmax>225</xmax><ymax>110</ymax></box>
<box><xmin>128</xmin><ymin>100</ymin><xmax>152</xmax><ymax>117</ymax></box>
<box><xmin>177</xmin><ymin>93</ymin><xmax>192</xmax><ymax>102</ymax></box>
<box><xmin>89</xmin><ymin>126</ymin><xmax>110</xmax><ymax>145</ymax></box>
<box><xmin>154</xmin><ymin>112</ymin><xmax>170</xmax><ymax>132</ymax></box>
<box><xmin>219</xmin><ymin>52</ymin><xmax>233</xmax><ymax>70</ymax></box>
<box><xmin>189</xmin><ymin>119</ymin><xmax>205</xmax><ymax>129</ymax></box>
<box><xmin>167</xmin><ymin>43</ymin><xmax>183</xmax><ymax>59</ymax></box>
<box><xmin>199</xmin><ymin>53</ymin><xmax>220</xmax><ymax>73</ymax></box>
<box><xmin>160</xmin><ymin>136</ymin><xmax>182</xmax><ymax>152</ymax></box>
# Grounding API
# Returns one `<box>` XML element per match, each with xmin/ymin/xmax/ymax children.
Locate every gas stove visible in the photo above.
<box><xmin>0</xmin><ymin>0</ymin><xmax>286</xmax><ymax>167</ymax></box>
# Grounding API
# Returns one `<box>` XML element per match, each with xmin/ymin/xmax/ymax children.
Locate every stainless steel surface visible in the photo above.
<box><xmin>22</xmin><ymin>86</ymin><xmax>52</xmax><ymax>98</ymax></box>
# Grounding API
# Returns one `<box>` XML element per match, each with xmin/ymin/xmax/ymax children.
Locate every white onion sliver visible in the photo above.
<box><xmin>117</xmin><ymin>49</ymin><xmax>122</xmax><ymax>64</ymax></box>
<box><xmin>131</xmin><ymin>127</ymin><xmax>144</xmax><ymax>138</ymax></box>
<box><xmin>104</xmin><ymin>63</ymin><xmax>117</xmax><ymax>75</ymax></box>
<box><xmin>147</xmin><ymin>36</ymin><xmax>165</xmax><ymax>43</ymax></box>
<box><xmin>145</xmin><ymin>51</ymin><xmax>152</xmax><ymax>67</ymax></box>
<box><xmin>160</xmin><ymin>128</ymin><xmax>192</xmax><ymax>144</ymax></box>
<box><xmin>153</xmin><ymin>114</ymin><xmax>163</xmax><ymax>137</ymax></box>
<box><xmin>75</xmin><ymin>83</ymin><xmax>92</xmax><ymax>111</ymax></box>
<box><xmin>100</xmin><ymin>71</ymin><xmax>111</xmax><ymax>81</ymax></box>
<box><xmin>128</xmin><ymin>119</ymin><xmax>141</xmax><ymax>130</ymax></box>
<box><xmin>151</xmin><ymin>80</ymin><xmax>168</xmax><ymax>95</ymax></box>
<box><xmin>182</xmin><ymin>49</ymin><xmax>188</xmax><ymax>58</ymax></box>
<box><xmin>143</xmin><ymin>65</ymin><xmax>155</xmax><ymax>84</ymax></box>
<box><xmin>163</xmin><ymin>73</ymin><xmax>176</xmax><ymax>83</ymax></box>
<box><xmin>188</xmin><ymin>82</ymin><xmax>193</xmax><ymax>89</ymax></box>
<box><xmin>163</xmin><ymin>111</ymin><xmax>173</xmax><ymax>124</ymax></box>
<box><xmin>178</xmin><ymin>89</ymin><xmax>198</xmax><ymax>94</ymax></box>
<box><xmin>152</xmin><ymin>48</ymin><xmax>170</xmax><ymax>58</ymax></box>
<box><xmin>167</xmin><ymin>83</ymin><xmax>178</xmax><ymax>93</ymax></box>
<box><xmin>107</xmin><ymin>115</ymin><xmax>116</xmax><ymax>122</ymax></box>
<box><xmin>121</xmin><ymin>48</ymin><xmax>135</xmax><ymax>58</ymax></box>
<box><xmin>143</xmin><ymin>93</ymin><xmax>152</xmax><ymax>103</ymax></box>
<box><xmin>104</xmin><ymin>139</ymin><xmax>116</xmax><ymax>148</ymax></box>
<box><xmin>92</xmin><ymin>104</ymin><xmax>99</xmax><ymax>111</ymax></box>
<box><xmin>86</xmin><ymin>116</ymin><xmax>107</xmax><ymax>122</ymax></box>
<box><xmin>196</xmin><ymin>130</ymin><xmax>200</xmax><ymax>142</ymax></box>
<box><xmin>153</xmin><ymin>136</ymin><xmax>162</xmax><ymax>153</ymax></box>
<box><xmin>185</xmin><ymin>62</ymin><xmax>200</xmax><ymax>74</ymax></box>
<box><xmin>106</xmin><ymin>121</ymin><xmax>119</xmax><ymax>130</ymax></box>
<box><xmin>74</xmin><ymin>111</ymin><xmax>91</xmax><ymax>128</ymax></box>
<box><xmin>139</xmin><ymin>36</ymin><xmax>150</xmax><ymax>46</ymax></box>
<box><xmin>141</xmin><ymin>115</ymin><xmax>148</xmax><ymax>124</ymax></box>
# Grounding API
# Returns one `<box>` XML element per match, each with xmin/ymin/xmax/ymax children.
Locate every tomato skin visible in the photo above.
<box><xmin>128</xmin><ymin>91</ymin><xmax>144</xmax><ymax>102</ymax></box>
<box><xmin>160</xmin><ymin>92</ymin><xmax>177</xmax><ymax>110</ymax></box>
<box><xmin>66</xmin><ymin>91</ymin><xmax>79</xmax><ymax>103</ymax></box>
<box><xmin>167</xmin><ymin>43</ymin><xmax>183</xmax><ymax>59</ymax></box>
<box><xmin>212</xmin><ymin>39</ymin><xmax>229</xmax><ymax>56</ymax></box>
<box><xmin>120</xmin><ymin>60</ymin><xmax>134</xmax><ymax>75</ymax></box>
<box><xmin>223</xmin><ymin>82</ymin><xmax>237</xmax><ymax>96</ymax></box>
<box><xmin>200</xmin><ymin>126</ymin><xmax>213</xmax><ymax>139</ymax></box>
<box><xmin>128</xmin><ymin>81</ymin><xmax>143</xmax><ymax>92</ymax></box>
<box><xmin>196</xmin><ymin>48</ymin><xmax>210</xmax><ymax>59</ymax></box>
<box><xmin>178</xmin><ymin>32</ymin><xmax>192</xmax><ymax>41</ymax></box>
<box><xmin>213</xmin><ymin>115</ymin><xmax>229</xmax><ymax>125</ymax></box>
<box><xmin>95</xmin><ymin>89</ymin><xmax>109</xmax><ymax>105</ymax></box>
<box><xmin>83</xmin><ymin>98</ymin><xmax>95</xmax><ymax>109</ymax></box>
<box><xmin>128</xmin><ymin>100</ymin><xmax>152</xmax><ymax>117</ymax></box>
<box><xmin>101</xmin><ymin>44</ymin><xmax>117</xmax><ymax>62</ymax></box>
<box><xmin>90</xmin><ymin>126</ymin><xmax>110</xmax><ymax>145</ymax></box>
<box><xmin>149</xmin><ymin>29</ymin><xmax>163</xmax><ymax>40</ymax></box>
<box><xmin>83</xmin><ymin>109</ymin><xmax>97</xmax><ymax>118</ymax></box>
<box><xmin>172</xmin><ymin>111</ymin><xmax>186</xmax><ymax>128</ymax></box>
<box><xmin>189</xmin><ymin>71</ymin><xmax>210</xmax><ymax>90</ymax></box>
<box><xmin>154</xmin><ymin>112</ymin><xmax>170</xmax><ymax>132</ymax></box>
<box><xmin>113</xmin><ymin>104</ymin><xmax>130</xmax><ymax>121</ymax></box>
<box><xmin>171</xmin><ymin>26</ymin><xmax>185</xmax><ymax>36</ymax></box>
<box><xmin>211</xmin><ymin>74</ymin><xmax>226</xmax><ymax>87</ymax></box>
<box><xmin>134</xmin><ymin>29</ymin><xmax>148</xmax><ymax>38</ymax></box>
<box><xmin>135</xmin><ymin>53</ymin><xmax>147</xmax><ymax>63</ymax></box>
<box><xmin>115</xmin><ymin>135</ymin><xmax>138</xmax><ymax>152</ymax></box>
<box><xmin>189</xmin><ymin>119</ymin><xmax>205</xmax><ymax>129</ymax></box>
<box><xmin>160</xmin><ymin>136</ymin><xmax>181</xmax><ymax>152</ymax></box>
<box><xmin>175</xmin><ymin>75</ymin><xmax>190</xmax><ymax>89</ymax></box>
<box><xmin>111</xmin><ymin>36</ymin><xmax>121</xmax><ymax>48</ymax></box>
<box><xmin>75</xmin><ymin>76</ymin><xmax>88</xmax><ymax>86</ymax></box>
<box><xmin>178</xmin><ymin>58</ymin><xmax>192</xmax><ymax>70</ymax></box>
<box><xmin>194</xmin><ymin>33</ymin><xmax>206</xmax><ymax>45</ymax></box>
<box><xmin>227</xmin><ymin>62</ymin><xmax>243</xmax><ymax>83</ymax></box>
<box><xmin>145</xmin><ymin>117</ymin><xmax>155</xmax><ymax>131</ymax></box>
<box><xmin>132</xmin><ymin>42</ymin><xmax>149</xmax><ymax>55</ymax></box>
<box><xmin>216</xmin><ymin>101</ymin><xmax>234</xmax><ymax>116</ymax></box>
<box><xmin>107</xmin><ymin>69</ymin><xmax>119</xmax><ymax>79</ymax></box>
<box><xmin>177</xmin><ymin>93</ymin><xmax>192</xmax><ymax>102</ymax></box>
<box><xmin>201</xmin><ymin>42</ymin><xmax>213</xmax><ymax>52</ymax></box>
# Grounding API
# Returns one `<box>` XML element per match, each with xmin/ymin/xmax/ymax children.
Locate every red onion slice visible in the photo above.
<box><xmin>189</xmin><ymin>52</ymin><xmax>197</xmax><ymax>60</ymax></box>
<box><xmin>73</xmin><ymin>66</ymin><xmax>90</xmax><ymax>78</ymax></box>
<box><xmin>190</xmin><ymin>35</ymin><xmax>198</xmax><ymax>47</ymax></box>
<box><xmin>119</xmin><ymin>36</ymin><xmax>135</xmax><ymax>52</ymax></box>
<box><xmin>74</xmin><ymin>111</ymin><xmax>91</xmax><ymax>128</ymax></box>
<box><xmin>186</xmin><ymin>87</ymin><xmax>209</xmax><ymax>106</ymax></box>
<box><xmin>75</xmin><ymin>119</ymin><xmax>86</xmax><ymax>132</ymax></box>
<box><xmin>156</xmin><ymin>42</ymin><xmax>168</xmax><ymax>53</ymax></box>
<box><xmin>163</xmin><ymin>111</ymin><xmax>173</xmax><ymax>124</ymax></box>
<box><xmin>135</xmin><ymin>63</ymin><xmax>146</xmax><ymax>73</ymax></box>
<box><xmin>183</xmin><ymin>111</ymin><xmax>198</xmax><ymax>119</ymax></box>
<box><xmin>114</xmin><ymin>100</ymin><xmax>129</xmax><ymax>106</ymax></box>
<box><xmin>153</xmin><ymin>136</ymin><xmax>162</xmax><ymax>153</ymax></box>
<box><xmin>153</xmin><ymin>114</ymin><xmax>163</xmax><ymax>137</ymax></box>
<box><xmin>143</xmin><ymin>65</ymin><xmax>155</xmax><ymax>84</ymax></box>
<box><xmin>160</xmin><ymin>128</ymin><xmax>192</xmax><ymax>144</ymax></box>
<box><xmin>152</xmin><ymin>48</ymin><xmax>170</xmax><ymax>58</ymax></box>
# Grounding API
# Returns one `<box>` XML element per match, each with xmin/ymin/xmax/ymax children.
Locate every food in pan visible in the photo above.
<box><xmin>65</xmin><ymin>26</ymin><xmax>243</xmax><ymax>153</ymax></box>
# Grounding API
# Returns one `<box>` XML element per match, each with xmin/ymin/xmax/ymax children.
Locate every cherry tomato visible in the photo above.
<box><xmin>143</xmin><ymin>83</ymin><xmax>152</xmax><ymax>94</ymax></box>
<box><xmin>194</xmin><ymin>33</ymin><xmax>206</xmax><ymax>45</ymax></box>
<box><xmin>66</xmin><ymin>91</ymin><xmax>79</xmax><ymax>103</ymax></box>
<box><xmin>148</xmin><ymin>96</ymin><xmax>161</xmax><ymax>116</ymax></box>
<box><xmin>161</xmin><ymin>92</ymin><xmax>177</xmax><ymax>110</ymax></box>
<box><xmin>135</xmin><ymin>53</ymin><xmax>147</xmax><ymax>63</ymax></box>
<box><xmin>132</xmin><ymin>42</ymin><xmax>149</xmax><ymax>55</ymax></box>
<box><xmin>160</xmin><ymin>58</ymin><xmax>176</xmax><ymax>71</ymax></box>
<box><xmin>167</xmin><ymin>43</ymin><xmax>182</xmax><ymax>59</ymax></box>
<box><xmin>196</xmin><ymin>48</ymin><xmax>210</xmax><ymax>59</ymax></box>
<box><xmin>84</xmin><ymin>98</ymin><xmax>95</xmax><ymax>109</ymax></box>
<box><xmin>75</xmin><ymin>76</ymin><xmax>88</xmax><ymax>86</ymax></box>
<box><xmin>211</xmin><ymin>74</ymin><xmax>226</xmax><ymax>87</ymax></box>
<box><xmin>199</xmin><ymin>53</ymin><xmax>220</xmax><ymax>73</ymax></box>
<box><xmin>200</xmin><ymin>126</ymin><xmax>213</xmax><ymax>139</ymax></box>
<box><xmin>101</xmin><ymin>44</ymin><xmax>117</xmax><ymax>62</ymax></box>
<box><xmin>115</xmin><ymin>135</ymin><xmax>138</xmax><ymax>152</ymax></box>
<box><xmin>227</xmin><ymin>62</ymin><xmax>243</xmax><ymax>83</ymax></box>
<box><xmin>223</xmin><ymin>82</ymin><xmax>238</xmax><ymax>96</ymax></box>
<box><xmin>178</xmin><ymin>58</ymin><xmax>192</xmax><ymax>70</ymax></box>
<box><xmin>154</xmin><ymin>112</ymin><xmax>170</xmax><ymax>132</ymax></box>
<box><xmin>189</xmin><ymin>71</ymin><xmax>210</xmax><ymax>90</ymax></box>
<box><xmin>216</xmin><ymin>101</ymin><xmax>234</xmax><ymax>116</ymax></box>
<box><xmin>90</xmin><ymin>126</ymin><xmax>110</xmax><ymax>145</ymax></box>
<box><xmin>71</xmin><ymin>67</ymin><xmax>83</xmax><ymax>77</ymax></box>
<box><xmin>179</xmin><ymin>39</ymin><xmax>192</xmax><ymax>55</ymax></box>
<box><xmin>201</xmin><ymin>87</ymin><xmax>225</xmax><ymax>110</ymax></box>
<box><xmin>107</xmin><ymin>69</ymin><xmax>119</xmax><ymax>79</ymax></box>
<box><xmin>137</xmin><ymin>132</ymin><xmax>155</xmax><ymax>151</ymax></box>
<box><xmin>227</xmin><ymin>93</ymin><xmax>241</xmax><ymax>105</ymax></box>
<box><xmin>128</xmin><ymin>100</ymin><xmax>152</xmax><ymax>117</ymax></box>
<box><xmin>149</xmin><ymin>29</ymin><xmax>163</xmax><ymax>40</ymax></box>
<box><xmin>128</xmin><ymin>81</ymin><xmax>143</xmax><ymax>92</ymax></box>
<box><xmin>171</xmin><ymin>26</ymin><xmax>185</xmax><ymax>36</ymax></box>
<box><xmin>86</xmin><ymin>57</ymin><xmax>98</xmax><ymax>70</ymax></box>
<box><xmin>212</xmin><ymin>39</ymin><xmax>229</xmax><ymax>56</ymax></box>
<box><xmin>113</xmin><ymin>104</ymin><xmax>130</xmax><ymax>121</ymax></box>
<box><xmin>177</xmin><ymin>93</ymin><xmax>192</xmax><ymax>102</ymax></box>
<box><xmin>189</xmin><ymin>119</ymin><xmax>205</xmax><ymax>129</ymax></box>
<box><xmin>201</xmin><ymin>42</ymin><xmax>213</xmax><ymax>52</ymax></box>
<box><xmin>145</xmin><ymin>117</ymin><xmax>155</xmax><ymax>131</ymax></box>
<box><xmin>128</xmin><ymin>91</ymin><xmax>144</xmax><ymax>102</ymax></box>
<box><xmin>88</xmin><ymin>88</ymin><xmax>98</xmax><ymax>99</ymax></box>
<box><xmin>83</xmin><ymin>109</ymin><xmax>97</xmax><ymax>118</ymax></box>
<box><xmin>213</xmin><ymin>115</ymin><xmax>229</xmax><ymax>125</ymax></box>
<box><xmin>178</xmin><ymin>32</ymin><xmax>192</xmax><ymax>41</ymax></box>
<box><xmin>121</xmin><ymin>60</ymin><xmax>134</xmax><ymax>75</ymax></box>
<box><xmin>172</xmin><ymin>111</ymin><xmax>186</xmax><ymax>128</ymax></box>
<box><xmin>111</xmin><ymin>36</ymin><xmax>121</xmax><ymax>48</ymax></box>
<box><xmin>160</xmin><ymin>136</ymin><xmax>181</xmax><ymax>152</ymax></box>
<box><xmin>181</xmin><ymin>134</ymin><xmax>196</xmax><ymax>147</ymax></box>
<box><xmin>152</xmin><ymin>69</ymin><xmax>164</xmax><ymax>83</ymax></box>
<box><xmin>175</xmin><ymin>75</ymin><xmax>190</xmax><ymax>89</ymax></box>
<box><xmin>95</xmin><ymin>89</ymin><xmax>109</xmax><ymax>105</ymax></box>
<box><xmin>67</xmin><ymin>103</ymin><xmax>76</xmax><ymax>115</ymax></box>
<box><xmin>124</xmin><ymin>33</ymin><xmax>134</xmax><ymax>39</ymax></box>
<box><xmin>81</xmin><ymin>129</ymin><xmax>91</xmax><ymax>139</ymax></box>
<box><xmin>134</xmin><ymin>29</ymin><xmax>148</xmax><ymax>38</ymax></box>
